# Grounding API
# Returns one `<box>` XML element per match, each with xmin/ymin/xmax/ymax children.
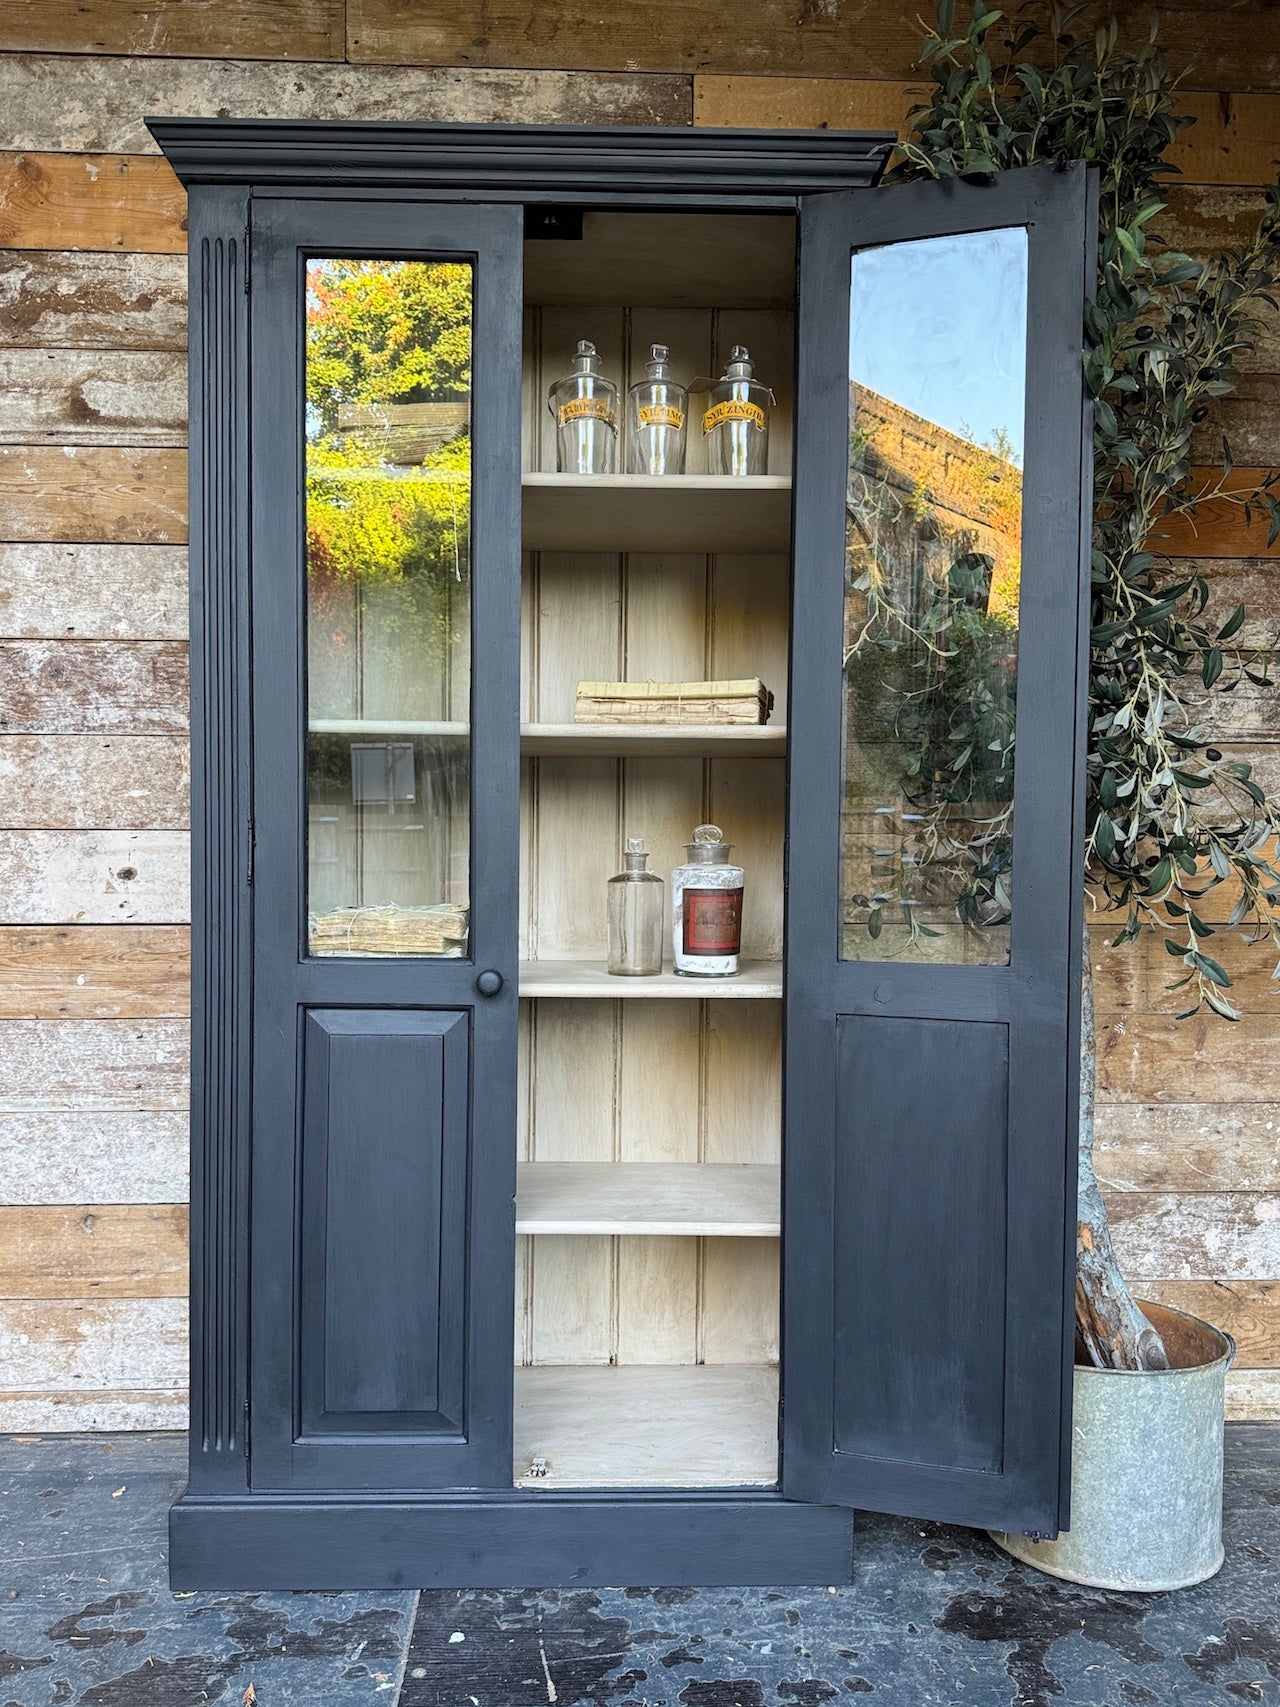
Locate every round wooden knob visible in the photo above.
<box><xmin>475</xmin><ymin>969</ymin><xmax>504</xmax><ymax>997</ymax></box>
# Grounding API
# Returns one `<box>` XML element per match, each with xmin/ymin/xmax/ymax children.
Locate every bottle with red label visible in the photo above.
<box><xmin>672</xmin><ymin>824</ymin><xmax>744</xmax><ymax>977</ymax></box>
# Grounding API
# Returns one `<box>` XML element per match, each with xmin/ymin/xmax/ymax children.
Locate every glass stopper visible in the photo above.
<box><xmin>693</xmin><ymin>824</ymin><xmax>723</xmax><ymax>843</ymax></box>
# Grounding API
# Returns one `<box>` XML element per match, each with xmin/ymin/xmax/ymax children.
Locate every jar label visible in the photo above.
<box><xmin>638</xmin><ymin>403</ymin><xmax>685</xmax><ymax>430</ymax></box>
<box><xmin>558</xmin><ymin>396</ymin><xmax>616</xmax><ymax>427</ymax></box>
<box><xmin>682</xmin><ymin>887</ymin><xmax>744</xmax><ymax>956</ymax></box>
<box><xmin>703</xmin><ymin>399</ymin><xmax>766</xmax><ymax>434</ymax></box>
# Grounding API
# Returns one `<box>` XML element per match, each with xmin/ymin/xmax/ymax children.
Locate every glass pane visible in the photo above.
<box><xmin>841</xmin><ymin>227</ymin><xmax>1027</xmax><ymax>964</ymax></box>
<box><xmin>305</xmin><ymin>258</ymin><xmax>472</xmax><ymax>958</ymax></box>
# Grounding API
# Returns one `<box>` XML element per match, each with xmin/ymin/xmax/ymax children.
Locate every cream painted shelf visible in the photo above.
<box><xmin>522</xmin><ymin>473</ymin><xmax>792</xmax><ymax>554</ymax></box>
<box><xmin>516</xmin><ymin>1162</ymin><xmax>780</xmax><ymax>1237</ymax></box>
<box><xmin>519</xmin><ymin>959</ymin><xmax>782</xmax><ymax>999</ymax></box>
<box><xmin>513</xmin><ymin>1363</ymin><xmax>779</xmax><ymax>1489</ymax></box>
<box><xmin>311</xmin><ymin>719</ymin><xmax>784</xmax><ymax>756</ymax></box>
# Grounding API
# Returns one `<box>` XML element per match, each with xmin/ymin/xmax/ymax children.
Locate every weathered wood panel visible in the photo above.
<box><xmin>1107</xmin><ymin>1190</ymin><xmax>1280</xmax><ymax>1280</ymax></box>
<box><xmin>0</xmin><ymin>1110</ymin><xmax>187</xmax><ymax>1204</ymax></box>
<box><xmin>0</xmin><ymin>54</ymin><xmax>691</xmax><ymax>155</ymax></box>
<box><xmin>0</xmin><ymin>153</ymin><xmax>186</xmax><ymax>254</ymax></box>
<box><xmin>0</xmin><ymin>349</ymin><xmax>186</xmax><ymax>446</ymax></box>
<box><xmin>0</xmin><ymin>447</ymin><xmax>186</xmax><ymax>543</ymax></box>
<box><xmin>1090</xmin><ymin>926</ymin><xmax>1280</xmax><ymax>1012</ymax></box>
<box><xmin>0</xmin><ymin>829</ymin><xmax>189</xmax><ymax>924</ymax></box>
<box><xmin>0</xmin><ymin>641</ymin><xmax>188</xmax><ymax>734</ymax></box>
<box><xmin>3</xmin><ymin>0</ymin><xmax>344</xmax><ymax>60</ymax></box>
<box><xmin>1192</xmin><ymin>557</ymin><xmax>1280</xmax><ymax>646</ymax></box>
<box><xmin>1227</xmin><ymin>1370</ymin><xmax>1280</xmax><ymax>1418</ymax></box>
<box><xmin>1163</xmin><ymin>188</ymin><xmax>1280</xmax><ymax>372</ymax></box>
<box><xmin>1096</xmin><ymin>1103</ymin><xmax>1280</xmax><ymax>1194</ymax></box>
<box><xmin>0</xmin><ymin>1017</ymin><xmax>188</xmax><ymax>1111</ymax></box>
<box><xmin>0</xmin><ymin>543</ymin><xmax>187</xmax><ymax>638</ymax></box>
<box><xmin>0</xmin><ymin>251</ymin><xmax>187</xmax><ymax>350</ymax></box>
<box><xmin>0</xmin><ymin>737</ymin><xmax>189</xmax><ymax>830</ymax></box>
<box><xmin>1159</xmin><ymin>469</ymin><xmax>1280</xmax><ymax>558</ymax></box>
<box><xmin>346</xmin><ymin>0</ymin><xmax>1280</xmax><ymax>89</ymax></box>
<box><xmin>0</xmin><ymin>1296</ymin><xmax>185</xmax><ymax>1389</ymax></box>
<box><xmin>1138</xmin><ymin>1279</ymin><xmax>1280</xmax><ymax>1364</ymax></box>
<box><xmin>0</xmin><ymin>925</ymin><xmax>190</xmax><ymax>1017</ymax></box>
<box><xmin>1193</xmin><ymin>377</ymin><xmax>1280</xmax><ymax>464</ymax></box>
<box><xmin>1099</xmin><ymin>1013</ymin><xmax>1280</xmax><ymax>1102</ymax></box>
<box><xmin>0</xmin><ymin>1387</ymin><xmax>187</xmax><ymax>1429</ymax></box>
<box><xmin>0</xmin><ymin>1204</ymin><xmax>186</xmax><ymax>1298</ymax></box>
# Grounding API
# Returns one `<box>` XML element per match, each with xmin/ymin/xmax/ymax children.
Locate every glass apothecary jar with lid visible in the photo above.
<box><xmin>626</xmin><ymin>343</ymin><xmax>687</xmax><ymax>475</ymax></box>
<box><xmin>548</xmin><ymin>340</ymin><xmax>619</xmax><ymax>474</ymax></box>
<box><xmin>702</xmin><ymin>345</ymin><xmax>773</xmax><ymax>476</ymax></box>
<box><xmin>672</xmin><ymin>824</ymin><xmax>744</xmax><ymax>977</ymax></box>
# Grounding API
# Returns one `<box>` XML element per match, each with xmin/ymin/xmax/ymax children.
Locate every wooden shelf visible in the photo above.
<box><xmin>519</xmin><ymin>959</ymin><xmax>782</xmax><ymax>999</ymax></box>
<box><xmin>311</xmin><ymin>719</ymin><xmax>783</xmax><ymax>756</ymax></box>
<box><xmin>516</xmin><ymin>1162</ymin><xmax>780</xmax><ymax>1236</ymax></box>
<box><xmin>513</xmin><ymin>1363</ymin><xmax>779</xmax><ymax>1489</ymax></box>
<box><xmin>523</xmin><ymin>474</ymin><xmax>792</xmax><ymax>554</ymax></box>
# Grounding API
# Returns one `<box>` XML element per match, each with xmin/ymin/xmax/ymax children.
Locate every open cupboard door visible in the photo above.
<box><xmin>783</xmin><ymin>162</ymin><xmax>1094</xmax><ymax>1535</ymax></box>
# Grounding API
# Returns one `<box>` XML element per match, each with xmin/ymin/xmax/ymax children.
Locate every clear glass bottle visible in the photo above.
<box><xmin>626</xmin><ymin>343</ymin><xmax>687</xmax><ymax>475</ymax></box>
<box><xmin>672</xmin><ymin>824</ymin><xmax>744</xmax><ymax>978</ymax></box>
<box><xmin>548</xmin><ymin>340</ymin><xmax>619</xmax><ymax>474</ymax></box>
<box><xmin>702</xmin><ymin>345</ymin><xmax>773</xmax><ymax>476</ymax></box>
<box><xmin>607</xmin><ymin>837</ymin><xmax>665</xmax><ymax>976</ymax></box>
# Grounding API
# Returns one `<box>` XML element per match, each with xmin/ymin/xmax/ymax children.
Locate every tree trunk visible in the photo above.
<box><xmin>1075</xmin><ymin>917</ymin><xmax>1171</xmax><ymax>1371</ymax></box>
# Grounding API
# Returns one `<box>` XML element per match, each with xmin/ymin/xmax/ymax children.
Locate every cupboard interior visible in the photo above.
<box><xmin>514</xmin><ymin>208</ymin><xmax>796</xmax><ymax>1490</ymax></box>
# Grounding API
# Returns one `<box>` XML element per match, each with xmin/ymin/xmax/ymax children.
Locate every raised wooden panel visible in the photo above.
<box><xmin>0</xmin><ymin>642</ymin><xmax>188</xmax><ymax>735</ymax></box>
<box><xmin>300</xmin><ymin>1009</ymin><xmax>469</xmax><ymax>1429</ymax></box>
<box><xmin>2</xmin><ymin>1</ymin><xmax>344</xmax><ymax>60</ymax></box>
<box><xmin>832</xmin><ymin>1015</ymin><xmax>1009</xmax><ymax>1474</ymax></box>
<box><xmin>0</xmin><ymin>446</ymin><xmax>187</xmax><ymax>543</ymax></box>
<box><xmin>0</xmin><ymin>350</ymin><xmax>187</xmax><ymax>446</ymax></box>
<box><xmin>0</xmin><ymin>737</ymin><xmax>189</xmax><ymax>829</ymax></box>
<box><xmin>0</xmin><ymin>154</ymin><xmax>187</xmax><ymax>254</ymax></box>
<box><xmin>0</xmin><ymin>252</ymin><xmax>187</xmax><ymax>350</ymax></box>
<box><xmin>0</xmin><ymin>925</ymin><xmax>190</xmax><ymax>1017</ymax></box>
<box><xmin>0</xmin><ymin>1204</ymin><xmax>187</xmax><ymax>1298</ymax></box>
<box><xmin>0</xmin><ymin>543</ymin><xmax>187</xmax><ymax>639</ymax></box>
<box><xmin>0</xmin><ymin>828</ymin><xmax>189</xmax><ymax>923</ymax></box>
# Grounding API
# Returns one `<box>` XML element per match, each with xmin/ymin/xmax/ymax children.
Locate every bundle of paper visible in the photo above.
<box><xmin>308</xmin><ymin>903</ymin><xmax>469</xmax><ymax>957</ymax></box>
<box><xmin>574</xmin><ymin>678</ymin><xmax>774</xmax><ymax>726</ymax></box>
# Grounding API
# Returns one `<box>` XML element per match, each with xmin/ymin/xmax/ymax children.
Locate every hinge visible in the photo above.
<box><xmin>245</xmin><ymin>818</ymin><xmax>255</xmax><ymax>886</ymax></box>
<box><xmin>243</xmin><ymin>219</ymin><xmax>251</xmax><ymax>295</ymax></box>
<box><xmin>242</xmin><ymin>1400</ymin><xmax>250</xmax><ymax>1458</ymax></box>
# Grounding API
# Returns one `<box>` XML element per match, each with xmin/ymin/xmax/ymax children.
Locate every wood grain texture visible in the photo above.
<box><xmin>0</xmin><ymin>736</ymin><xmax>189</xmax><ymax>830</ymax></box>
<box><xmin>1162</xmin><ymin>188</ymin><xmax>1280</xmax><ymax>372</ymax></box>
<box><xmin>1098</xmin><ymin>1013</ymin><xmax>1280</xmax><ymax>1102</ymax></box>
<box><xmin>0</xmin><ymin>1296</ymin><xmax>186</xmax><ymax>1390</ymax></box>
<box><xmin>0</xmin><ymin>829</ymin><xmax>189</xmax><ymax>923</ymax></box>
<box><xmin>0</xmin><ymin>1016</ymin><xmax>188</xmax><ymax>1111</ymax></box>
<box><xmin>1228</xmin><ymin>1370</ymin><xmax>1280</xmax><ymax>1418</ymax></box>
<box><xmin>0</xmin><ymin>543</ymin><xmax>187</xmax><ymax>638</ymax></box>
<box><xmin>1107</xmin><ymin>1190</ymin><xmax>1280</xmax><ymax>1280</ymax></box>
<box><xmin>0</xmin><ymin>1110</ymin><xmax>187</xmax><ymax>1204</ymax></box>
<box><xmin>1</xmin><ymin>0</ymin><xmax>343</xmax><ymax>60</ymax></box>
<box><xmin>0</xmin><ymin>640</ymin><xmax>188</xmax><ymax>734</ymax></box>
<box><xmin>1096</xmin><ymin>1103</ymin><xmax>1280</xmax><ymax>1193</ymax></box>
<box><xmin>0</xmin><ymin>251</ymin><xmax>186</xmax><ymax>349</ymax></box>
<box><xmin>1089</xmin><ymin>923</ymin><xmax>1280</xmax><ymax>1012</ymax></box>
<box><xmin>0</xmin><ymin>1387</ymin><xmax>186</xmax><ymax>1429</ymax></box>
<box><xmin>0</xmin><ymin>446</ymin><xmax>187</xmax><ymax>543</ymax></box>
<box><xmin>1139</xmin><ymin>1280</ymin><xmax>1280</xmax><ymax>1364</ymax></box>
<box><xmin>0</xmin><ymin>925</ymin><xmax>190</xmax><ymax>1017</ymax></box>
<box><xmin>1193</xmin><ymin>377</ymin><xmax>1280</xmax><ymax>464</ymax></box>
<box><xmin>0</xmin><ymin>53</ymin><xmax>690</xmax><ymax>154</ymax></box>
<box><xmin>0</xmin><ymin>153</ymin><xmax>186</xmax><ymax>254</ymax></box>
<box><xmin>1159</xmin><ymin>469</ymin><xmax>1280</xmax><ymax>558</ymax></box>
<box><xmin>0</xmin><ymin>1204</ymin><xmax>187</xmax><ymax>1298</ymax></box>
<box><xmin>0</xmin><ymin>349</ymin><xmax>186</xmax><ymax>446</ymax></box>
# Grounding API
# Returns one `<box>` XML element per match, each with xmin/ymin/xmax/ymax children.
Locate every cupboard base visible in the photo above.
<box><xmin>169</xmin><ymin>1488</ymin><xmax>855</xmax><ymax>1589</ymax></box>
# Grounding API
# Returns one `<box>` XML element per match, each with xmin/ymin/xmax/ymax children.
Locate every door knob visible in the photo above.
<box><xmin>475</xmin><ymin>969</ymin><xmax>504</xmax><ymax>997</ymax></box>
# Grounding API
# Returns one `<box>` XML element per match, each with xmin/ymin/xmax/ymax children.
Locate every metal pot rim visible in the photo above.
<box><xmin>1075</xmin><ymin>1299</ymin><xmax>1236</xmax><ymax>1378</ymax></box>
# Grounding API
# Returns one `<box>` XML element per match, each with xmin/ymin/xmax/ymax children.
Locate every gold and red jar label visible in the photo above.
<box><xmin>637</xmin><ymin>402</ymin><xmax>685</xmax><ymax>430</ymax></box>
<box><xmin>681</xmin><ymin>887</ymin><xmax>744</xmax><ymax>956</ymax></box>
<box><xmin>557</xmin><ymin>396</ymin><xmax>616</xmax><ymax>428</ymax></box>
<box><xmin>702</xmin><ymin>399</ymin><xmax>766</xmax><ymax>434</ymax></box>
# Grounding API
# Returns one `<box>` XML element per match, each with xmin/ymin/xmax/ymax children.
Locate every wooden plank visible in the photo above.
<box><xmin>1159</xmin><ymin>469</ymin><xmax>1280</xmax><ymax>558</ymax></box>
<box><xmin>1227</xmin><ymin>1370</ymin><xmax>1280</xmax><ymax>1419</ymax></box>
<box><xmin>0</xmin><ymin>1297</ymin><xmax>185</xmax><ymax>1390</ymax></box>
<box><xmin>0</xmin><ymin>925</ymin><xmax>190</xmax><ymax>1018</ymax></box>
<box><xmin>0</xmin><ymin>641</ymin><xmax>188</xmax><ymax>734</ymax></box>
<box><xmin>0</xmin><ymin>251</ymin><xmax>186</xmax><ymax>350</ymax></box>
<box><xmin>0</xmin><ymin>153</ymin><xmax>186</xmax><ymax>255</ymax></box>
<box><xmin>523</xmin><ymin>474</ymin><xmax>792</xmax><ymax>555</ymax></box>
<box><xmin>1186</xmin><ymin>557</ymin><xmax>1280</xmax><ymax>647</ymax></box>
<box><xmin>2</xmin><ymin>3</ymin><xmax>344</xmax><ymax>60</ymax></box>
<box><xmin>1137</xmin><ymin>1280</ymin><xmax>1280</xmax><ymax>1366</ymax></box>
<box><xmin>520</xmin><ymin>960</ymin><xmax>781</xmax><ymax>998</ymax></box>
<box><xmin>0</xmin><ymin>737</ymin><xmax>189</xmax><ymax>830</ymax></box>
<box><xmin>0</xmin><ymin>1110</ymin><xmax>187</xmax><ymax>1204</ymax></box>
<box><xmin>512</xmin><ymin>1363</ymin><xmax>777</xmax><ymax>1489</ymax></box>
<box><xmin>0</xmin><ymin>829</ymin><xmax>189</xmax><ymax>924</ymax></box>
<box><xmin>522</xmin><ymin>723</ymin><xmax>786</xmax><ymax>756</ymax></box>
<box><xmin>1095</xmin><ymin>1103</ymin><xmax>1280</xmax><ymax>1193</ymax></box>
<box><xmin>1172</xmin><ymin>91</ymin><xmax>1280</xmax><ymax>186</ymax></box>
<box><xmin>0</xmin><ymin>1387</ymin><xmax>187</xmax><ymax>1431</ymax></box>
<box><xmin>0</xmin><ymin>54</ymin><xmax>689</xmax><ymax>154</ymax></box>
<box><xmin>1162</xmin><ymin>188</ymin><xmax>1280</xmax><ymax>372</ymax></box>
<box><xmin>0</xmin><ymin>1204</ymin><xmax>187</xmax><ymax>1298</ymax></box>
<box><xmin>0</xmin><ymin>349</ymin><xmax>186</xmax><ymax>446</ymax></box>
<box><xmin>1098</xmin><ymin>1013</ymin><xmax>1280</xmax><ymax>1103</ymax></box>
<box><xmin>0</xmin><ymin>1017</ymin><xmax>188</xmax><ymax>1111</ymax></box>
<box><xmin>0</xmin><ymin>543</ymin><xmax>187</xmax><ymax>638</ymax></box>
<box><xmin>1106</xmin><ymin>1189</ymin><xmax>1280</xmax><ymax>1280</ymax></box>
<box><xmin>1192</xmin><ymin>377</ymin><xmax>1280</xmax><ymax>464</ymax></box>
<box><xmin>1089</xmin><ymin>923</ymin><xmax>1280</xmax><ymax>1012</ymax></box>
<box><xmin>516</xmin><ymin>1162</ymin><xmax>780</xmax><ymax>1235</ymax></box>
<box><xmin>0</xmin><ymin>446</ymin><xmax>186</xmax><ymax>543</ymax></box>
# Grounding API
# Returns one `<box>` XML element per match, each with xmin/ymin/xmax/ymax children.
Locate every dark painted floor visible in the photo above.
<box><xmin>1</xmin><ymin>1427</ymin><xmax>1276</xmax><ymax>1706</ymax></box>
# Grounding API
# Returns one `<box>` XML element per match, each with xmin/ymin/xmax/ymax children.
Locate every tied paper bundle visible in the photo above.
<box><xmin>309</xmin><ymin>903</ymin><xmax>469</xmax><ymax>957</ymax></box>
<box><xmin>575</xmin><ymin>678</ymin><xmax>774</xmax><ymax>727</ymax></box>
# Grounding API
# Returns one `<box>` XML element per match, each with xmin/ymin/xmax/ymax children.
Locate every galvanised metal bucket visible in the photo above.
<box><xmin>992</xmin><ymin>1301</ymin><xmax>1235</xmax><ymax>1591</ymax></box>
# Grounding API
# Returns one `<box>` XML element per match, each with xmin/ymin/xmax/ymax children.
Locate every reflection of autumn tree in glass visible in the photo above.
<box><xmin>305</xmin><ymin>260</ymin><xmax>473</xmax><ymax>722</ymax></box>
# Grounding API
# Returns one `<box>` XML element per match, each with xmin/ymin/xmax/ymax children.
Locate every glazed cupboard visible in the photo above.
<box><xmin>153</xmin><ymin>120</ymin><xmax>1094</xmax><ymax>1589</ymax></box>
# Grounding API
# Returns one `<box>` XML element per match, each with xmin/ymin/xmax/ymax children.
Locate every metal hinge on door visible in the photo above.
<box><xmin>245</xmin><ymin>818</ymin><xmax>255</xmax><ymax>887</ymax></box>
<box><xmin>243</xmin><ymin>219</ymin><xmax>251</xmax><ymax>295</ymax></box>
<box><xmin>243</xmin><ymin>1400</ymin><xmax>250</xmax><ymax>1459</ymax></box>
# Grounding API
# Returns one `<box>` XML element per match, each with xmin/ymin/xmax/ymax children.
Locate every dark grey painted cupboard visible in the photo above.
<box><xmin>151</xmin><ymin>118</ymin><xmax>1094</xmax><ymax>1589</ymax></box>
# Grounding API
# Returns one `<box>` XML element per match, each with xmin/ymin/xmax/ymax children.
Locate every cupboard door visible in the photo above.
<box><xmin>248</xmin><ymin>200</ymin><xmax>522</xmax><ymax>1490</ymax></box>
<box><xmin>783</xmin><ymin>163</ymin><xmax>1093</xmax><ymax>1533</ymax></box>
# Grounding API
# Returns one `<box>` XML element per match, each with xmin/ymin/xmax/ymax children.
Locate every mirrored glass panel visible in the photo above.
<box><xmin>305</xmin><ymin>259</ymin><xmax>472</xmax><ymax>958</ymax></box>
<box><xmin>841</xmin><ymin>227</ymin><xmax>1027</xmax><ymax>964</ymax></box>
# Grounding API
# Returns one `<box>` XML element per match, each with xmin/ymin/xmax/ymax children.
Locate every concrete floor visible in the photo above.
<box><xmin>0</xmin><ymin>1426</ymin><xmax>1274</xmax><ymax>1706</ymax></box>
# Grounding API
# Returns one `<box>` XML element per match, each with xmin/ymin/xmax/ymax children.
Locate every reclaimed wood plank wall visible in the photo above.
<box><xmin>0</xmin><ymin>2</ymin><xmax>1276</xmax><ymax>1429</ymax></box>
